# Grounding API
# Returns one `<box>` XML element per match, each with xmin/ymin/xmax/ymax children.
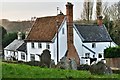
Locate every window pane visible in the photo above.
<box><xmin>62</xmin><ymin>28</ymin><xmax>64</xmax><ymax>34</ymax></box>
<box><xmin>21</xmin><ymin>53</ymin><xmax>25</xmax><ymax>60</ymax></box>
<box><xmin>31</xmin><ymin>42</ymin><xmax>35</xmax><ymax>48</ymax></box>
<box><xmin>38</xmin><ymin>43</ymin><xmax>42</xmax><ymax>48</ymax></box>
<box><xmin>30</xmin><ymin>54</ymin><xmax>35</xmax><ymax>61</ymax></box>
<box><xmin>46</xmin><ymin>43</ymin><xmax>50</xmax><ymax>49</ymax></box>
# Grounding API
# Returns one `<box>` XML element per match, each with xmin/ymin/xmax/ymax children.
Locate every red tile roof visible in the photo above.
<box><xmin>25</xmin><ymin>15</ymin><xmax>65</xmax><ymax>42</ymax></box>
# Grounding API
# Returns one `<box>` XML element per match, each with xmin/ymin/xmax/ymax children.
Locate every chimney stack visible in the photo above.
<box><xmin>17</xmin><ymin>32</ymin><xmax>22</xmax><ymax>40</ymax></box>
<box><xmin>66</xmin><ymin>2</ymin><xmax>73</xmax><ymax>48</ymax></box>
<box><xmin>97</xmin><ymin>16</ymin><xmax>103</xmax><ymax>26</ymax></box>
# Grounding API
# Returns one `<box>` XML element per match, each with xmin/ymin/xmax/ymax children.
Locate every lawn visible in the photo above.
<box><xmin>2</xmin><ymin>62</ymin><xmax>120</xmax><ymax>79</ymax></box>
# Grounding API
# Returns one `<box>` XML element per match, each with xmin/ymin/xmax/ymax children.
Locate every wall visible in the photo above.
<box><xmin>106</xmin><ymin>58</ymin><xmax>120</xmax><ymax>69</ymax></box>
<box><xmin>52</xmin><ymin>20</ymin><xmax>67</xmax><ymax>64</ymax></box>
<box><xmin>26</xmin><ymin>42</ymin><xmax>53</xmax><ymax>61</ymax></box>
<box><xmin>4</xmin><ymin>50</ymin><xmax>18</xmax><ymax>60</ymax></box>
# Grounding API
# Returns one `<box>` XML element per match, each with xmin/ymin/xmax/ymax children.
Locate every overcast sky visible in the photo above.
<box><xmin>0</xmin><ymin>0</ymin><xmax>119</xmax><ymax>21</ymax></box>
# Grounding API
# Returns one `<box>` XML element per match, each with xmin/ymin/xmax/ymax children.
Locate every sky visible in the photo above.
<box><xmin>0</xmin><ymin>0</ymin><xmax>119</xmax><ymax>21</ymax></box>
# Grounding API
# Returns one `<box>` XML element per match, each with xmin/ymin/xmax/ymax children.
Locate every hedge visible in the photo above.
<box><xmin>104</xmin><ymin>46</ymin><xmax>120</xmax><ymax>58</ymax></box>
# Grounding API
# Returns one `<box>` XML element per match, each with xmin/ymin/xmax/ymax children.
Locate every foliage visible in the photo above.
<box><xmin>2</xmin><ymin>62</ymin><xmax>120</xmax><ymax>78</ymax></box>
<box><xmin>104</xmin><ymin>47</ymin><xmax>120</xmax><ymax>58</ymax></box>
<box><xmin>2</xmin><ymin>32</ymin><xmax>17</xmax><ymax>48</ymax></box>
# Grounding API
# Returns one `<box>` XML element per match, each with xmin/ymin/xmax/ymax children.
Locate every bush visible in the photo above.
<box><xmin>104</xmin><ymin>47</ymin><xmax>120</xmax><ymax>58</ymax></box>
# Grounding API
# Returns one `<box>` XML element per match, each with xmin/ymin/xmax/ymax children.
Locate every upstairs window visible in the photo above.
<box><xmin>92</xmin><ymin>43</ymin><xmax>96</xmax><ymax>48</ymax></box>
<box><xmin>38</xmin><ymin>43</ymin><xmax>42</xmax><ymax>48</ymax></box>
<box><xmin>31</xmin><ymin>42</ymin><xmax>35</xmax><ymax>48</ymax></box>
<box><xmin>62</xmin><ymin>28</ymin><xmax>64</xmax><ymax>34</ymax></box>
<box><xmin>46</xmin><ymin>43</ymin><xmax>50</xmax><ymax>49</ymax></box>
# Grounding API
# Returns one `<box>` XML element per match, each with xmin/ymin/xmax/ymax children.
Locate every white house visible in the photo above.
<box><xmin>73</xmin><ymin>23</ymin><xmax>116</xmax><ymax>65</ymax></box>
<box><xmin>4</xmin><ymin>32</ymin><xmax>25</xmax><ymax>61</ymax></box>
<box><xmin>25</xmin><ymin>14</ymin><xmax>68</xmax><ymax>64</ymax></box>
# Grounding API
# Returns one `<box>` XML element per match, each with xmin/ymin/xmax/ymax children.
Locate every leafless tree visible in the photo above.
<box><xmin>96</xmin><ymin>0</ymin><xmax>102</xmax><ymax>18</ymax></box>
<box><xmin>81</xmin><ymin>0</ymin><xmax>94</xmax><ymax>22</ymax></box>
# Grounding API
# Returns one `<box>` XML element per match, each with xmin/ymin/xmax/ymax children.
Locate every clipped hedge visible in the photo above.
<box><xmin>104</xmin><ymin>47</ymin><xmax>120</xmax><ymax>58</ymax></box>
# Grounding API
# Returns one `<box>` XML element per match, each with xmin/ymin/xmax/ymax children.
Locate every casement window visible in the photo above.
<box><xmin>85</xmin><ymin>53</ymin><xmax>90</xmax><ymax>58</ymax></box>
<box><xmin>30</xmin><ymin>54</ymin><xmax>35</xmax><ymax>61</ymax></box>
<box><xmin>21</xmin><ymin>53</ymin><xmax>25</xmax><ymax>60</ymax></box>
<box><xmin>31</xmin><ymin>42</ymin><xmax>35</xmax><ymax>48</ymax></box>
<box><xmin>38</xmin><ymin>43</ymin><xmax>42</xmax><ymax>48</ymax></box>
<box><xmin>62</xmin><ymin>28</ymin><xmax>64</xmax><ymax>34</ymax></box>
<box><xmin>46</xmin><ymin>43</ymin><xmax>50</xmax><ymax>49</ymax></box>
<box><xmin>92</xmin><ymin>43</ymin><xmax>96</xmax><ymax>48</ymax></box>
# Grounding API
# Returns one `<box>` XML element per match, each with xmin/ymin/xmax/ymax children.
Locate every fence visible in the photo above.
<box><xmin>106</xmin><ymin>58</ymin><xmax>120</xmax><ymax>69</ymax></box>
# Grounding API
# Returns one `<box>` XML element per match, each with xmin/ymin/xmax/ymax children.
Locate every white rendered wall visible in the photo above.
<box><xmin>26</xmin><ymin>20</ymin><xmax>67</xmax><ymax>64</ymax></box>
<box><xmin>73</xmin><ymin>27</ymin><xmax>117</xmax><ymax>65</ymax></box>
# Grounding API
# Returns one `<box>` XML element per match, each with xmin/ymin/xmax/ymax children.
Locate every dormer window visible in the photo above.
<box><xmin>31</xmin><ymin>42</ymin><xmax>35</xmax><ymax>48</ymax></box>
<box><xmin>92</xmin><ymin>43</ymin><xmax>96</xmax><ymax>48</ymax></box>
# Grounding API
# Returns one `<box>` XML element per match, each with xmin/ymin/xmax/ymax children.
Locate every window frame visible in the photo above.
<box><xmin>85</xmin><ymin>53</ymin><xmax>90</xmax><ymax>59</ymax></box>
<box><xmin>30</xmin><ymin>54</ymin><xmax>35</xmax><ymax>61</ymax></box>
<box><xmin>46</xmin><ymin>43</ymin><xmax>50</xmax><ymax>49</ymax></box>
<box><xmin>21</xmin><ymin>53</ymin><xmax>25</xmax><ymax>60</ymax></box>
<box><xmin>62</xmin><ymin>28</ymin><xmax>64</xmax><ymax>35</ymax></box>
<box><xmin>92</xmin><ymin>43</ymin><xmax>96</xmax><ymax>48</ymax></box>
<box><xmin>31</xmin><ymin>42</ymin><xmax>35</xmax><ymax>48</ymax></box>
<box><xmin>38</xmin><ymin>42</ymin><xmax>42</xmax><ymax>48</ymax></box>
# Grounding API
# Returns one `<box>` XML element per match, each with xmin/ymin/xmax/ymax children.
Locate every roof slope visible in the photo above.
<box><xmin>17</xmin><ymin>43</ymin><xmax>26</xmax><ymax>53</ymax></box>
<box><xmin>26</xmin><ymin>15</ymin><xmax>65</xmax><ymax>42</ymax></box>
<box><xmin>74</xmin><ymin>24</ymin><xmax>112</xmax><ymax>42</ymax></box>
<box><xmin>4</xmin><ymin>39</ymin><xmax>24</xmax><ymax>51</ymax></box>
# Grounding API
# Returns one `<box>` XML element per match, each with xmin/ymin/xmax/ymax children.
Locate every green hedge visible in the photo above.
<box><xmin>104</xmin><ymin>47</ymin><xmax>120</xmax><ymax>58</ymax></box>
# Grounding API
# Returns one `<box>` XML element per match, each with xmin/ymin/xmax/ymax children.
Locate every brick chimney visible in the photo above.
<box><xmin>97</xmin><ymin>16</ymin><xmax>103</xmax><ymax>26</ymax></box>
<box><xmin>66</xmin><ymin>2</ymin><xmax>80</xmax><ymax>65</ymax></box>
<box><xmin>66</xmin><ymin>2</ymin><xmax>73</xmax><ymax>48</ymax></box>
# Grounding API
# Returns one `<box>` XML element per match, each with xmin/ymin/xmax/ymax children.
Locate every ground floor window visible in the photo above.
<box><xmin>30</xmin><ymin>54</ymin><xmax>35</xmax><ymax>61</ymax></box>
<box><xmin>98</xmin><ymin>54</ymin><xmax>102</xmax><ymax>58</ymax></box>
<box><xmin>21</xmin><ymin>53</ymin><xmax>25</xmax><ymax>60</ymax></box>
<box><xmin>85</xmin><ymin>53</ymin><xmax>90</xmax><ymax>59</ymax></box>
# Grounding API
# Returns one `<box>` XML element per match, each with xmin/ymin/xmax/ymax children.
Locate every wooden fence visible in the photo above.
<box><xmin>106</xmin><ymin>58</ymin><xmax>120</xmax><ymax>69</ymax></box>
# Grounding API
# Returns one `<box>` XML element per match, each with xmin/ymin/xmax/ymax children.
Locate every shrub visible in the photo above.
<box><xmin>104</xmin><ymin>47</ymin><xmax>120</xmax><ymax>58</ymax></box>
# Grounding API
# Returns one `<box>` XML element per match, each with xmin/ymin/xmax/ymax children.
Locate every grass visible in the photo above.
<box><xmin>2</xmin><ymin>62</ymin><xmax>120</xmax><ymax>78</ymax></box>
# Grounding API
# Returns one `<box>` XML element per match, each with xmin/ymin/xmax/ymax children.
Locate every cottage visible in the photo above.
<box><xmin>4</xmin><ymin>32</ymin><xmax>25</xmax><ymax>61</ymax></box>
<box><xmin>73</xmin><ymin>17</ymin><xmax>116</xmax><ymax>65</ymax></box>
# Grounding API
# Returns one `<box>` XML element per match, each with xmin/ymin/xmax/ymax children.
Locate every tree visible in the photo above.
<box><xmin>2</xmin><ymin>32</ymin><xmax>17</xmax><ymax>48</ymax></box>
<box><xmin>96</xmin><ymin>0</ymin><xmax>102</xmax><ymax>17</ymax></box>
<box><xmin>81</xmin><ymin>0</ymin><xmax>94</xmax><ymax>22</ymax></box>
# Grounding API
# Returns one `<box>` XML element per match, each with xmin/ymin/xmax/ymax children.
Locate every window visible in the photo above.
<box><xmin>62</xmin><ymin>28</ymin><xmax>64</xmax><ymax>34</ymax></box>
<box><xmin>21</xmin><ymin>53</ymin><xmax>25</xmax><ymax>60</ymax></box>
<box><xmin>31</xmin><ymin>42</ymin><xmax>35</xmax><ymax>48</ymax></box>
<box><xmin>38</xmin><ymin>43</ymin><xmax>42</xmax><ymax>48</ymax></box>
<box><xmin>30</xmin><ymin>54</ymin><xmax>35</xmax><ymax>61</ymax></box>
<box><xmin>46</xmin><ymin>43</ymin><xmax>50</xmax><ymax>49</ymax></box>
<box><xmin>85</xmin><ymin>53</ymin><xmax>90</xmax><ymax>58</ymax></box>
<box><xmin>98</xmin><ymin>54</ymin><xmax>102</xmax><ymax>58</ymax></box>
<box><xmin>92</xmin><ymin>43</ymin><xmax>96</xmax><ymax>48</ymax></box>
